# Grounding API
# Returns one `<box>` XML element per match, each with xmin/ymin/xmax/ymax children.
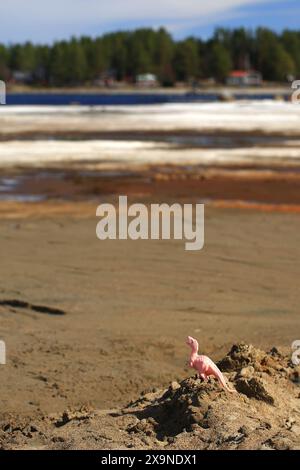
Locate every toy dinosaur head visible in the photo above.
<box><xmin>186</xmin><ymin>336</ymin><xmax>199</xmax><ymax>352</ymax></box>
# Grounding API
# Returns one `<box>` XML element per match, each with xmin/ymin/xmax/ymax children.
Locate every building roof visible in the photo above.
<box><xmin>229</xmin><ymin>70</ymin><xmax>261</xmax><ymax>78</ymax></box>
<box><xmin>229</xmin><ymin>70</ymin><xmax>249</xmax><ymax>78</ymax></box>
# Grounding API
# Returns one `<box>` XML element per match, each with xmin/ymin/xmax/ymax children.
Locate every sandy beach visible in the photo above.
<box><xmin>1</xmin><ymin>101</ymin><xmax>300</xmax><ymax>449</ymax></box>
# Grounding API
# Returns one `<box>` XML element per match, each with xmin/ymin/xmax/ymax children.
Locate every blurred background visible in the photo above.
<box><xmin>0</xmin><ymin>0</ymin><xmax>300</xmax><ymax>91</ymax></box>
<box><xmin>0</xmin><ymin>26</ymin><xmax>298</xmax><ymax>91</ymax></box>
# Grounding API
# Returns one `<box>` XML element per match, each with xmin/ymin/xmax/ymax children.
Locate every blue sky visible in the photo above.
<box><xmin>0</xmin><ymin>0</ymin><xmax>299</xmax><ymax>44</ymax></box>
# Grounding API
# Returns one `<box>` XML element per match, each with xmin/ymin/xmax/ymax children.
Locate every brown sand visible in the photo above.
<box><xmin>1</xmin><ymin>343</ymin><xmax>300</xmax><ymax>450</ymax></box>
<box><xmin>1</xmin><ymin>99</ymin><xmax>300</xmax><ymax>449</ymax></box>
<box><xmin>1</xmin><ymin>200</ymin><xmax>300</xmax><ymax>419</ymax></box>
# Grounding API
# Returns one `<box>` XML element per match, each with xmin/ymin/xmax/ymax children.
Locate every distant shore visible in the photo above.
<box><xmin>6</xmin><ymin>84</ymin><xmax>292</xmax><ymax>96</ymax></box>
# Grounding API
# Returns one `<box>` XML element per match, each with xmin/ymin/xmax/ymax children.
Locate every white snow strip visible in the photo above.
<box><xmin>0</xmin><ymin>140</ymin><xmax>299</xmax><ymax>168</ymax></box>
<box><xmin>1</xmin><ymin>101</ymin><xmax>300</xmax><ymax>134</ymax></box>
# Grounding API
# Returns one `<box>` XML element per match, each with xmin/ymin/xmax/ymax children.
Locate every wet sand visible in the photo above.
<box><xmin>2</xmin><ymin>165</ymin><xmax>300</xmax><ymax>209</ymax></box>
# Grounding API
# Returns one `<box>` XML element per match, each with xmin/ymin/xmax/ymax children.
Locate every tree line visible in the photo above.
<box><xmin>0</xmin><ymin>27</ymin><xmax>299</xmax><ymax>86</ymax></box>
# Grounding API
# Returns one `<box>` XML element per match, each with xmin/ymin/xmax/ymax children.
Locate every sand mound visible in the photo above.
<box><xmin>1</xmin><ymin>343</ymin><xmax>300</xmax><ymax>450</ymax></box>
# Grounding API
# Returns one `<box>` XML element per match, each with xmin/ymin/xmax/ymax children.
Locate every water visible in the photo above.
<box><xmin>5</xmin><ymin>92</ymin><xmax>287</xmax><ymax>106</ymax></box>
<box><xmin>0</xmin><ymin>194</ymin><xmax>45</xmax><ymax>202</ymax></box>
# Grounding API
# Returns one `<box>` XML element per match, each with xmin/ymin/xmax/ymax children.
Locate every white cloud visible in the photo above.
<box><xmin>0</xmin><ymin>0</ymin><xmax>281</xmax><ymax>42</ymax></box>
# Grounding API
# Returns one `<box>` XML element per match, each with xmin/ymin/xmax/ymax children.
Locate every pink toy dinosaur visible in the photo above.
<box><xmin>186</xmin><ymin>336</ymin><xmax>236</xmax><ymax>393</ymax></box>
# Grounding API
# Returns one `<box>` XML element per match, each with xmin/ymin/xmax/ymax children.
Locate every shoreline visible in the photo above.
<box><xmin>1</xmin><ymin>165</ymin><xmax>300</xmax><ymax>207</ymax></box>
<box><xmin>6</xmin><ymin>85</ymin><xmax>292</xmax><ymax>94</ymax></box>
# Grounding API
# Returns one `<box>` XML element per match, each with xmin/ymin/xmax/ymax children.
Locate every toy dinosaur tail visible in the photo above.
<box><xmin>211</xmin><ymin>362</ymin><xmax>237</xmax><ymax>393</ymax></box>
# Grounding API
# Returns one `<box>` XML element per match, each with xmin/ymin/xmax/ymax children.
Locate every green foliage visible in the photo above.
<box><xmin>208</xmin><ymin>43</ymin><xmax>232</xmax><ymax>81</ymax></box>
<box><xmin>0</xmin><ymin>26</ymin><xmax>299</xmax><ymax>85</ymax></box>
<box><xmin>255</xmin><ymin>28</ymin><xmax>296</xmax><ymax>81</ymax></box>
<box><xmin>173</xmin><ymin>38</ymin><xmax>200</xmax><ymax>81</ymax></box>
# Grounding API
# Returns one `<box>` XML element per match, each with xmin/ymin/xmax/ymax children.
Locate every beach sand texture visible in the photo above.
<box><xmin>0</xmin><ymin>100</ymin><xmax>300</xmax><ymax>449</ymax></box>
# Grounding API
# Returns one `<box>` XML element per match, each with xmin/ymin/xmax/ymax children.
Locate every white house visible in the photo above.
<box><xmin>226</xmin><ymin>70</ymin><xmax>262</xmax><ymax>87</ymax></box>
<box><xmin>136</xmin><ymin>73</ymin><xmax>158</xmax><ymax>87</ymax></box>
